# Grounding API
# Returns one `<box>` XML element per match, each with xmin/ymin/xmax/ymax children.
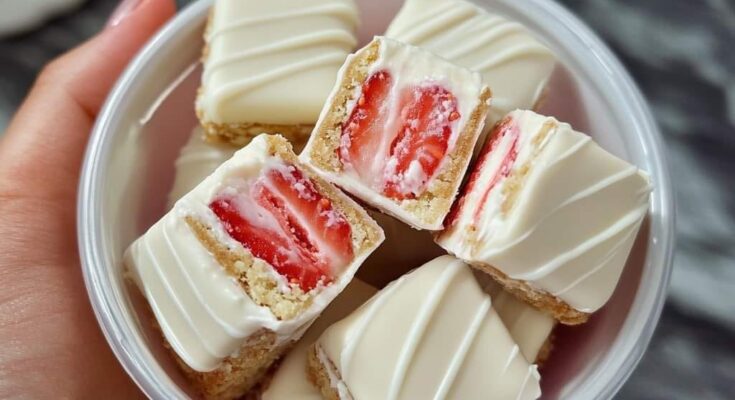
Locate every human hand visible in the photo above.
<box><xmin>0</xmin><ymin>0</ymin><xmax>175</xmax><ymax>397</ymax></box>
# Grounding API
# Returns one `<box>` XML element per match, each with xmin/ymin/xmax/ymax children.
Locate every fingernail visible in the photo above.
<box><xmin>106</xmin><ymin>0</ymin><xmax>145</xmax><ymax>28</ymax></box>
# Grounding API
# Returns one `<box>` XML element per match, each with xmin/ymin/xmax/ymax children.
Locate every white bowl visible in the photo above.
<box><xmin>77</xmin><ymin>0</ymin><xmax>675</xmax><ymax>398</ymax></box>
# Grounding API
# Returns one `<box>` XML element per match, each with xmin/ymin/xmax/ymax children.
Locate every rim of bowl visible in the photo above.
<box><xmin>514</xmin><ymin>1</ymin><xmax>674</xmax><ymax>398</ymax></box>
<box><xmin>77</xmin><ymin>0</ymin><xmax>675</xmax><ymax>399</ymax></box>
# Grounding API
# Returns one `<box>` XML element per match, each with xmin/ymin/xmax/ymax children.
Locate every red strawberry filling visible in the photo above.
<box><xmin>339</xmin><ymin>70</ymin><xmax>392</xmax><ymax>183</ymax></box>
<box><xmin>339</xmin><ymin>70</ymin><xmax>461</xmax><ymax>200</ymax></box>
<box><xmin>444</xmin><ymin>117</ymin><xmax>520</xmax><ymax>228</ymax></box>
<box><xmin>209</xmin><ymin>163</ymin><xmax>354</xmax><ymax>292</ymax></box>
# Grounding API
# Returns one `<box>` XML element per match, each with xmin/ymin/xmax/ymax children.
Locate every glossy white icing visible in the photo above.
<box><xmin>125</xmin><ymin>135</ymin><xmax>383</xmax><ymax>372</ymax></box>
<box><xmin>302</xmin><ymin>36</ymin><xmax>488</xmax><ymax>230</ymax></box>
<box><xmin>316</xmin><ymin>255</ymin><xmax>541</xmax><ymax>400</ymax></box>
<box><xmin>386</xmin><ymin>0</ymin><xmax>556</xmax><ymax>127</ymax></box>
<box><xmin>167</xmin><ymin>126</ymin><xmax>237</xmax><ymax>208</ymax></box>
<box><xmin>197</xmin><ymin>0</ymin><xmax>359</xmax><ymax>125</ymax></box>
<box><xmin>261</xmin><ymin>279</ymin><xmax>376</xmax><ymax>400</ymax></box>
<box><xmin>437</xmin><ymin>110</ymin><xmax>652</xmax><ymax>313</ymax></box>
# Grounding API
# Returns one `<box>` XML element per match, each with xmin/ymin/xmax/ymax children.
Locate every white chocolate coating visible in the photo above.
<box><xmin>301</xmin><ymin>36</ymin><xmax>488</xmax><ymax>230</ymax></box>
<box><xmin>437</xmin><ymin>110</ymin><xmax>651</xmax><ymax>313</ymax></box>
<box><xmin>482</xmin><ymin>278</ymin><xmax>555</xmax><ymax>362</ymax></box>
<box><xmin>316</xmin><ymin>255</ymin><xmax>541</xmax><ymax>400</ymax></box>
<box><xmin>386</xmin><ymin>0</ymin><xmax>556</xmax><ymax>127</ymax></box>
<box><xmin>125</xmin><ymin>135</ymin><xmax>383</xmax><ymax>372</ymax></box>
<box><xmin>167</xmin><ymin>126</ymin><xmax>237</xmax><ymax>208</ymax></box>
<box><xmin>197</xmin><ymin>0</ymin><xmax>359</xmax><ymax>125</ymax></box>
<box><xmin>261</xmin><ymin>279</ymin><xmax>376</xmax><ymax>400</ymax></box>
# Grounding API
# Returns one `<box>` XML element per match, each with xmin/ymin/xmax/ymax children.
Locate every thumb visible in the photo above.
<box><xmin>0</xmin><ymin>0</ymin><xmax>176</xmax><ymax>200</ymax></box>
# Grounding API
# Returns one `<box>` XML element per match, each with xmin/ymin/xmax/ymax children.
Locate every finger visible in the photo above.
<box><xmin>0</xmin><ymin>0</ymin><xmax>176</xmax><ymax>200</ymax></box>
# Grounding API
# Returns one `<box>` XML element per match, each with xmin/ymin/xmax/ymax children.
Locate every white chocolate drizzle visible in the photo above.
<box><xmin>205</xmin><ymin>4</ymin><xmax>357</xmax><ymax>42</ymax></box>
<box><xmin>437</xmin><ymin>110</ymin><xmax>652</xmax><ymax>313</ymax></box>
<box><xmin>125</xmin><ymin>135</ymin><xmax>383</xmax><ymax>372</ymax></box>
<box><xmin>386</xmin><ymin>265</ymin><xmax>458</xmax><ymax>400</ymax></box>
<box><xmin>198</xmin><ymin>0</ymin><xmax>359</xmax><ymax>125</ymax></box>
<box><xmin>316</xmin><ymin>255</ymin><xmax>541</xmax><ymax>399</ymax></box>
<box><xmin>126</xmin><ymin>212</ymin><xmax>277</xmax><ymax>372</ymax></box>
<box><xmin>433</xmin><ymin>296</ymin><xmax>491</xmax><ymax>399</ymax></box>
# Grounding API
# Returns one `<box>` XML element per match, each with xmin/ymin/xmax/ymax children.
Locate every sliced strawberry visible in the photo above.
<box><xmin>471</xmin><ymin>118</ymin><xmax>519</xmax><ymax>222</ymax></box>
<box><xmin>261</xmin><ymin>165</ymin><xmax>354</xmax><ymax>268</ymax></box>
<box><xmin>339</xmin><ymin>70</ymin><xmax>393</xmax><ymax>181</ymax></box>
<box><xmin>210</xmin><ymin>198</ymin><xmax>292</xmax><ymax>267</ymax></box>
<box><xmin>383</xmin><ymin>85</ymin><xmax>459</xmax><ymax>200</ymax></box>
<box><xmin>209</xmin><ymin>163</ymin><xmax>354</xmax><ymax>292</ymax></box>
<box><xmin>443</xmin><ymin>117</ymin><xmax>519</xmax><ymax>228</ymax></box>
<box><xmin>211</xmin><ymin>195</ymin><xmax>328</xmax><ymax>291</ymax></box>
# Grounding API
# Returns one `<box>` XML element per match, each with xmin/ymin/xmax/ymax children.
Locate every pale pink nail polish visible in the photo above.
<box><xmin>106</xmin><ymin>0</ymin><xmax>145</xmax><ymax>28</ymax></box>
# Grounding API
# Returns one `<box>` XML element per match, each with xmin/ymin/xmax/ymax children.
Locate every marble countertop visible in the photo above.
<box><xmin>1</xmin><ymin>0</ymin><xmax>733</xmax><ymax>398</ymax></box>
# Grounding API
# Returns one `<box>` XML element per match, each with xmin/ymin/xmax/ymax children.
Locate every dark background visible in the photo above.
<box><xmin>1</xmin><ymin>0</ymin><xmax>733</xmax><ymax>398</ymax></box>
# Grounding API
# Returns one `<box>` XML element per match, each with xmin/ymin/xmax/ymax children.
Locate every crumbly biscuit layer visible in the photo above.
<box><xmin>307</xmin><ymin>345</ymin><xmax>344</xmax><ymax>400</ymax></box>
<box><xmin>467</xmin><ymin>260</ymin><xmax>590</xmax><ymax>325</ymax></box>
<box><xmin>172</xmin><ymin>329</ymin><xmax>290</xmax><ymax>400</ymax></box>
<box><xmin>307</xmin><ymin>40</ymin><xmax>381</xmax><ymax>174</ymax></box>
<box><xmin>200</xmin><ymin>117</ymin><xmax>312</xmax><ymax>150</ymax></box>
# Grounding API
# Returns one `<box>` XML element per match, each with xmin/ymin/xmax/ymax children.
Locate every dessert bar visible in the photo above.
<box><xmin>125</xmin><ymin>135</ymin><xmax>383</xmax><ymax>399</ymax></box>
<box><xmin>308</xmin><ymin>255</ymin><xmax>541</xmax><ymax>400</ymax></box>
<box><xmin>197</xmin><ymin>0</ymin><xmax>359</xmax><ymax>145</ymax></box>
<box><xmin>437</xmin><ymin>110</ymin><xmax>651</xmax><ymax>324</ymax></box>
<box><xmin>302</xmin><ymin>36</ymin><xmax>491</xmax><ymax>230</ymax></box>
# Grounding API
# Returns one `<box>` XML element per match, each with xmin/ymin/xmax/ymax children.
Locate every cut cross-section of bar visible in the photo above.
<box><xmin>124</xmin><ymin>134</ymin><xmax>384</xmax><ymax>400</ymax></box>
<box><xmin>308</xmin><ymin>255</ymin><xmax>541</xmax><ymax>400</ymax></box>
<box><xmin>302</xmin><ymin>36</ymin><xmax>491</xmax><ymax>230</ymax></box>
<box><xmin>208</xmin><ymin>164</ymin><xmax>354</xmax><ymax>292</ymax></box>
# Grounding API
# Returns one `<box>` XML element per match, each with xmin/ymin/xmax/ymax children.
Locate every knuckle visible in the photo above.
<box><xmin>37</xmin><ymin>54</ymin><xmax>72</xmax><ymax>86</ymax></box>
